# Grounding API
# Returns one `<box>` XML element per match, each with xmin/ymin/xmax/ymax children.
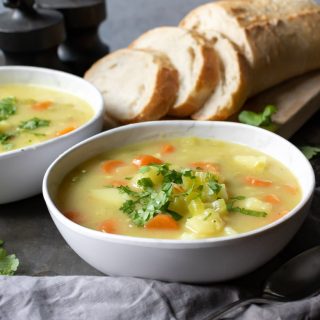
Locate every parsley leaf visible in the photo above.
<box><xmin>239</xmin><ymin>105</ymin><xmax>277</xmax><ymax>128</ymax></box>
<box><xmin>208</xmin><ymin>180</ymin><xmax>222</xmax><ymax>194</ymax></box>
<box><xmin>137</xmin><ymin>177</ymin><xmax>154</xmax><ymax>189</ymax></box>
<box><xmin>227</xmin><ymin>198</ymin><xmax>267</xmax><ymax>217</ymax></box>
<box><xmin>0</xmin><ymin>240</ymin><xmax>19</xmax><ymax>275</ymax></box>
<box><xmin>300</xmin><ymin>146</ymin><xmax>320</xmax><ymax>160</ymax></box>
<box><xmin>0</xmin><ymin>97</ymin><xmax>16</xmax><ymax>121</ymax></box>
<box><xmin>18</xmin><ymin>117</ymin><xmax>50</xmax><ymax>130</ymax></box>
<box><xmin>118</xmin><ymin>168</ymin><xmax>183</xmax><ymax>226</ymax></box>
<box><xmin>0</xmin><ymin>132</ymin><xmax>15</xmax><ymax>145</ymax></box>
<box><xmin>227</xmin><ymin>206</ymin><xmax>267</xmax><ymax>217</ymax></box>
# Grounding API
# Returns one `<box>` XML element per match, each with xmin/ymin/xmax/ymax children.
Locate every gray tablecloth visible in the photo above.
<box><xmin>1</xmin><ymin>275</ymin><xmax>320</xmax><ymax>320</ymax></box>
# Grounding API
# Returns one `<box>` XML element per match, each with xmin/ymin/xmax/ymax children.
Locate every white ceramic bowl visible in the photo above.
<box><xmin>43</xmin><ymin>121</ymin><xmax>315</xmax><ymax>283</ymax></box>
<box><xmin>0</xmin><ymin>66</ymin><xmax>104</xmax><ymax>204</ymax></box>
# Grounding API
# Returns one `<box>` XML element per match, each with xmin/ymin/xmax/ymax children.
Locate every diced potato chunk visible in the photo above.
<box><xmin>217</xmin><ymin>184</ymin><xmax>228</xmax><ymax>200</ymax></box>
<box><xmin>234</xmin><ymin>155</ymin><xmax>267</xmax><ymax>171</ymax></box>
<box><xmin>185</xmin><ymin>209</ymin><xmax>225</xmax><ymax>236</ymax></box>
<box><xmin>211</xmin><ymin>199</ymin><xmax>227</xmax><ymax>216</ymax></box>
<box><xmin>90</xmin><ymin>188</ymin><xmax>127</xmax><ymax>209</ymax></box>
<box><xmin>131</xmin><ymin>167</ymin><xmax>163</xmax><ymax>189</ymax></box>
<box><xmin>0</xmin><ymin>121</ymin><xmax>12</xmax><ymax>133</ymax></box>
<box><xmin>237</xmin><ymin>197</ymin><xmax>272</xmax><ymax>214</ymax></box>
<box><xmin>188</xmin><ymin>198</ymin><xmax>205</xmax><ymax>216</ymax></box>
<box><xmin>168</xmin><ymin>196</ymin><xmax>187</xmax><ymax>216</ymax></box>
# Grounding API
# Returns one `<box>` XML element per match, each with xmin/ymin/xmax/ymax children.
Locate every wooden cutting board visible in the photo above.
<box><xmin>241</xmin><ymin>70</ymin><xmax>320</xmax><ymax>139</ymax></box>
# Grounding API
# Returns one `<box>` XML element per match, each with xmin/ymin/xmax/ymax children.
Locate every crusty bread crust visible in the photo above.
<box><xmin>84</xmin><ymin>48</ymin><xmax>179</xmax><ymax>124</ymax></box>
<box><xmin>180</xmin><ymin>0</ymin><xmax>320</xmax><ymax>96</ymax></box>
<box><xmin>130</xmin><ymin>27</ymin><xmax>219</xmax><ymax>117</ymax></box>
<box><xmin>130</xmin><ymin>50</ymin><xmax>179</xmax><ymax>123</ymax></box>
<box><xmin>191</xmin><ymin>33</ymin><xmax>250</xmax><ymax>120</ymax></box>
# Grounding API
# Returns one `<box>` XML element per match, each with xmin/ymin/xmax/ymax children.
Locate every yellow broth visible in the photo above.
<box><xmin>0</xmin><ymin>84</ymin><xmax>93</xmax><ymax>153</ymax></box>
<box><xmin>56</xmin><ymin>137</ymin><xmax>301</xmax><ymax>239</ymax></box>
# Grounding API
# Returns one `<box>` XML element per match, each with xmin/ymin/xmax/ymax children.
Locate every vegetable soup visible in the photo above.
<box><xmin>56</xmin><ymin>137</ymin><xmax>301</xmax><ymax>239</ymax></box>
<box><xmin>0</xmin><ymin>84</ymin><xmax>93</xmax><ymax>153</ymax></box>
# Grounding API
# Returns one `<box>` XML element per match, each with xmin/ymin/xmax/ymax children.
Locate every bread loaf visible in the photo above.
<box><xmin>191</xmin><ymin>31</ymin><xmax>249</xmax><ymax>120</ymax></box>
<box><xmin>84</xmin><ymin>48</ymin><xmax>179</xmax><ymax>124</ymax></box>
<box><xmin>180</xmin><ymin>0</ymin><xmax>320</xmax><ymax>96</ymax></box>
<box><xmin>131</xmin><ymin>27</ymin><xmax>219</xmax><ymax>116</ymax></box>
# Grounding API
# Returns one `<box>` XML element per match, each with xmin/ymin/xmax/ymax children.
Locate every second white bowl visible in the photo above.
<box><xmin>0</xmin><ymin>66</ymin><xmax>104</xmax><ymax>204</ymax></box>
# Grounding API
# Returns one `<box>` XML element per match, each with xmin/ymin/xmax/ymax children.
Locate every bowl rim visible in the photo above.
<box><xmin>43</xmin><ymin>120</ymin><xmax>315</xmax><ymax>248</ymax></box>
<box><xmin>0</xmin><ymin>65</ymin><xmax>104</xmax><ymax>160</ymax></box>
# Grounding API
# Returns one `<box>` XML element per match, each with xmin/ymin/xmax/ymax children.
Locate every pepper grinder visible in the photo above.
<box><xmin>37</xmin><ymin>0</ymin><xmax>110</xmax><ymax>76</ymax></box>
<box><xmin>0</xmin><ymin>0</ymin><xmax>68</xmax><ymax>71</ymax></box>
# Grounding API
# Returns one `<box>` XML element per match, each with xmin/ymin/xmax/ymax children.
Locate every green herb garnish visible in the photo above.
<box><xmin>300</xmin><ymin>146</ymin><xmax>320</xmax><ymax>160</ymax></box>
<box><xmin>0</xmin><ymin>97</ymin><xmax>16</xmax><ymax>121</ymax></box>
<box><xmin>0</xmin><ymin>132</ymin><xmax>14</xmax><ymax>145</ymax></box>
<box><xmin>18</xmin><ymin>117</ymin><xmax>50</xmax><ymax>130</ymax></box>
<box><xmin>0</xmin><ymin>240</ymin><xmax>19</xmax><ymax>275</ymax></box>
<box><xmin>227</xmin><ymin>197</ymin><xmax>267</xmax><ymax>217</ymax></box>
<box><xmin>208</xmin><ymin>180</ymin><xmax>222</xmax><ymax>194</ymax></box>
<box><xmin>239</xmin><ymin>105</ymin><xmax>277</xmax><ymax>128</ymax></box>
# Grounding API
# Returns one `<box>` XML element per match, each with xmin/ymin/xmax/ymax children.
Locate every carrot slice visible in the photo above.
<box><xmin>99</xmin><ymin>219</ymin><xmax>117</xmax><ymax>234</ymax></box>
<box><xmin>145</xmin><ymin>214</ymin><xmax>179</xmax><ymax>230</ymax></box>
<box><xmin>64</xmin><ymin>211</ymin><xmax>82</xmax><ymax>224</ymax></box>
<box><xmin>32</xmin><ymin>100</ymin><xmax>52</xmax><ymax>111</ymax></box>
<box><xmin>102</xmin><ymin>160</ymin><xmax>125</xmax><ymax>174</ymax></box>
<box><xmin>161</xmin><ymin>144</ymin><xmax>175</xmax><ymax>154</ymax></box>
<box><xmin>283</xmin><ymin>184</ymin><xmax>298</xmax><ymax>195</ymax></box>
<box><xmin>110</xmin><ymin>180</ymin><xmax>128</xmax><ymax>187</ymax></box>
<box><xmin>245</xmin><ymin>176</ymin><xmax>273</xmax><ymax>187</ymax></box>
<box><xmin>55</xmin><ymin>126</ymin><xmax>76</xmax><ymax>137</ymax></box>
<box><xmin>190</xmin><ymin>161</ymin><xmax>219</xmax><ymax>174</ymax></box>
<box><xmin>132</xmin><ymin>155</ymin><xmax>163</xmax><ymax>167</ymax></box>
<box><xmin>263</xmin><ymin>194</ymin><xmax>281</xmax><ymax>204</ymax></box>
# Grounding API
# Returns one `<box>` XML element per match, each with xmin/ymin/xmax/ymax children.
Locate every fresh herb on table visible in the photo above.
<box><xmin>0</xmin><ymin>240</ymin><xmax>19</xmax><ymax>275</ymax></box>
<box><xmin>0</xmin><ymin>97</ymin><xmax>17</xmax><ymax>121</ymax></box>
<box><xmin>300</xmin><ymin>146</ymin><xmax>320</xmax><ymax>160</ymax></box>
<box><xmin>18</xmin><ymin>117</ymin><xmax>50</xmax><ymax>130</ymax></box>
<box><xmin>238</xmin><ymin>105</ymin><xmax>278</xmax><ymax>129</ymax></box>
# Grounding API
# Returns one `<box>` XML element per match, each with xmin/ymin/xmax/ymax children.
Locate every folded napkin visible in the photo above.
<box><xmin>1</xmin><ymin>275</ymin><xmax>320</xmax><ymax>320</ymax></box>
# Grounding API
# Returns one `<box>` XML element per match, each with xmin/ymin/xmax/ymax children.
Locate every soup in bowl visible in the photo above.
<box><xmin>43</xmin><ymin>121</ymin><xmax>315</xmax><ymax>282</ymax></box>
<box><xmin>0</xmin><ymin>66</ymin><xmax>104</xmax><ymax>204</ymax></box>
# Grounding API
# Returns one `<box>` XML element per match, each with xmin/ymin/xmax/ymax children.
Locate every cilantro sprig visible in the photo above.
<box><xmin>300</xmin><ymin>146</ymin><xmax>320</xmax><ymax>160</ymax></box>
<box><xmin>239</xmin><ymin>105</ymin><xmax>278</xmax><ymax>129</ymax></box>
<box><xmin>0</xmin><ymin>240</ymin><xmax>19</xmax><ymax>276</ymax></box>
<box><xmin>0</xmin><ymin>132</ymin><xmax>15</xmax><ymax>145</ymax></box>
<box><xmin>0</xmin><ymin>97</ymin><xmax>16</xmax><ymax>121</ymax></box>
<box><xmin>118</xmin><ymin>164</ymin><xmax>202</xmax><ymax>226</ymax></box>
<box><xmin>18</xmin><ymin>117</ymin><xmax>50</xmax><ymax>131</ymax></box>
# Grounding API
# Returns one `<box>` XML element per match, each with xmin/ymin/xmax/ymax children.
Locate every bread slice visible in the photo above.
<box><xmin>84</xmin><ymin>48</ymin><xmax>179</xmax><ymax>124</ymax></box>
<box><xmin>191</xmin><ymin>31</ymin><xmax>249</xmax><ymax>120</ymax></box>
<box><xmin>180</xmin><ymin>0</ymin><xmax>320</xmax><ymax>96</ymax></box>
<box><xmin>130</xmin><ymin>27</ymin><xmax>219</xmax><ymax>117</ymax></box>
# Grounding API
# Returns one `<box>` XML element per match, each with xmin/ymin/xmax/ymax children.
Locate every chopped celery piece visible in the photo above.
<box><xmin>188</xmin><ymin>198</ymin><xmax>205</xmax><ymax>216</ymax></box>
<box><xmin>185</xmin><ymin>209</ymin><xmax>225</xmax><ymax>236</ymax></box>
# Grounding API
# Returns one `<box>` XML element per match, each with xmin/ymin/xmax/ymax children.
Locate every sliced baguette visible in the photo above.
<box><xmin>84</xmin><ymin>48</ymin><xmax>179</xmax><ymax>124</ymax></box>
<box><xmin>180</xmin><ymin>0</ymin><xmax>320</xmax><ymax>96</ymax></box>
<box><xmin>130</xmin><ymin>27</ymin><xmax>219</xmax><ymax>117</ymax></box>
<box><xmin>191</xmin><ymin>31</ymin><xmax>249</xmax><ymax>120</ymax></box>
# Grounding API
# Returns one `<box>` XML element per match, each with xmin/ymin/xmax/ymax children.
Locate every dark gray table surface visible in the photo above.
<box><xmin>0</xmin><ymin>0</ymin><xmax>320</xmax><ymax>291</ymax></box>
